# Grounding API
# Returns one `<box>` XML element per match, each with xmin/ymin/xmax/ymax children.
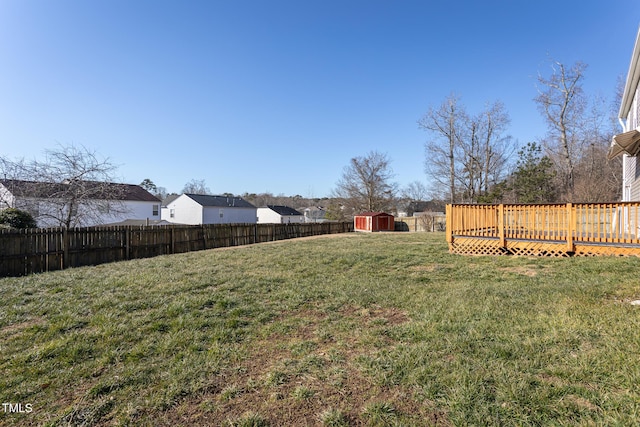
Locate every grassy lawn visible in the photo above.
<box><xmin>1</xmin><ymin>232</ymin><xmax>640</xmax><ymax>426</ymax></box>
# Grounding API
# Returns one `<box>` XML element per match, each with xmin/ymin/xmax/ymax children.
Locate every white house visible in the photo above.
<box><xmin>303</xmin><ymin>206</ymin><xmax>327</xmax><ymax>223</ymax></box>
<box><xmin>610</xmin><ymin>26</ymin><xmax>640</xmax><ymax>200</ymax></box>
<box><xmin>0</xmin><ymin>179</ymin><xmax>161</xmax><ymax>227</ymax></box>
<box><xmin>257</xmin><ymin>205</ymin><xmax>304</xmax><ymax>224</ymax></box>
<box><xmin>162</xmin><ymin>193</ymin><xmax>257</xmax><ymax>225</ymax></box>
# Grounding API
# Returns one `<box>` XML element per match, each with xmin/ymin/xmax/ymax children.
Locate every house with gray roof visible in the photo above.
<box><xmin>0</xmin><ymin>179</ymin><xmax>161</xmax><ymax>228</ymax></box>
<box><xmin>161</xmin><ymin>193</ymin><xmax>257</xmax><ymax>225</ymax></box>
<box><xmin>257</xmin><ymin>205</ymin><xmax>304</xmax><ymax>224</ymax></box>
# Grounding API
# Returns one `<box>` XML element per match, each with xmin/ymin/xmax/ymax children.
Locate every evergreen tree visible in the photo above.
<box><xmin>511</xmin><ymin>142</ymin><xmax>557</xmax><ymax>203</ymax></box>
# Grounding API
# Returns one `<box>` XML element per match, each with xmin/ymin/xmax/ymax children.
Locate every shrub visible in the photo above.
<box><xmin>0</xmin><ymin>208</ymin><xmax>37</xmax><ymax>229</ymax></box>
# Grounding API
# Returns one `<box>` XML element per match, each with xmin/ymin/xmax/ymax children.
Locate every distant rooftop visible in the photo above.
<box><xmin>184</xmin><ymin>193</ymin><xmax>255</xmax><ymax>208</ymax></box>
<box><xmin>265</xmin><ymin>205</ymin><xmax>303</xmax><ymax>216</ymax></box>
<box><xmin>0</xmin><ymin>179</ymin><xmax>160</xmax><ymax>202</ymax></box>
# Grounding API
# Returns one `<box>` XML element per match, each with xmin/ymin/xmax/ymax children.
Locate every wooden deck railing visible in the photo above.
<box><xmin>446</xmin><ymin>203</ymin><xmax>640</xmax><ymax>256</ymax></box>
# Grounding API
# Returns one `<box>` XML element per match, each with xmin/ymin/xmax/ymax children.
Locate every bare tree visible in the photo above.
<box><xmin>420</xmin><ymin>96</ymin><xmax>514</xmax><ymax>203</ymax></box>
<box><xmin>478</xmin><ymin>101</ymin><xmax>514</xmax><ymax>194</ymax></box>
<box><xmin>419</xmin><ymin>94</ymin><xmax>465</xmax><ymax>203</ymax></box>
<box><xmin>535</xmin><ymin>60</ymin><xmax>588</xmax><ymax>200</ymax></box>
<box><xmin>0</xmin><ymin>144</ymin><xmax>127</xmax><ymax>228</ymax></box>
<box><xmin>182</xmin><ymin>179</ymin><xmax>211</xmax><ymax>195</ymax></box>
<box><xmin>403</xmin><ymin>181</ymin><xmax>430</xmax><ymax>202</ymax></box>
<box><xmin>573</xmin><ymin>94</ymin><xmax>622</xmax><ymax>201</ymax></box>
<box><xmin>154</xmin><ymin>186</ymin><xmax>169</xmax><ymax>200</ymax></box>
<box><xmin>401</xmin><ymin>181</ymin><xmax>430</xmax><ymax>216</ymax></box>
<box><xmin>332</xmin><ymin>151</ymin><xmax>398</xmax><ymax>216</ymax></box>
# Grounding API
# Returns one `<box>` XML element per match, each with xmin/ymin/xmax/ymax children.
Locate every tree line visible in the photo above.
<box><xmin>0</xmin><ymin>59</ymin><xmax>624</xmax><ymax>230</ymax></box>
<box><xmin>158</xmin><ymin>58</ymin><xmax>624</xmax><ymax>216</ymax></box>
<box><xmin>331</xmin><ymin>59</ymin><xmax>623</xmax><ymax>216</ymax></box>
<box><xmin>420</xmin><ymin>59</ymin><xmax>622</xmax><ymax>204</ymax></box>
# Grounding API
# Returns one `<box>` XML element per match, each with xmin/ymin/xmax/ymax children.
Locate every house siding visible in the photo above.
<box><xmin>624</xmin><ymin>88</ymin><xmax>640</xmax><ymax>201</ymax></box>
<box><xmin>18</xmin><ymin>199</ymin><xmax>159</xmax><ymax>228</ymax></box>
<box><xmin>0</xmin><ymin>180</ymin><xmax>161</xmax><ymax>227</ymax></box>
<box><xmin>163</xmin><ymin>194</ymin><xmax>257</xmax><ymax>225</ymax></box>
<box><xmin>0</xmin><ymin>184</ymin><xmax>15</xmax><ymax>208</ymax></box>
<box><xmin>257</xmin><ymin>207</ymin><xmax>304</xmax><ymax>224</ymax></box>
<box><xmin>0</xmin><ymin>184</ymin><xmax>160</xmax><ymax>227</ymax></box>
<box><xmin>117</xmin><ymin>200</ymin><xmax>160</xmax><ymax>224</ymax></box>
<box><xmin>203</xmin><ymin>206</ymin><xmax>256</xmax><ymax>224</ymax></box>
<box><xmin>164</xmin><ymin>196</ymin><xmax>203</xmax><ymax>225</ymax></box>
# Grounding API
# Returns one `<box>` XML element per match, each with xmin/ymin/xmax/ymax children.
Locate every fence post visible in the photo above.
<box><xmin>125</xmin><ymin>227</ymin><xmax>131</xmax><ymax>260</ymax></box>
<box><xmin>498</xmin><ymin>204</ymin><xmax>506</xmax><ymax>248</ymax></box>
<box><xmin>567</xmin><ymin>203</ymin><xmax>575</xmax><ymax>252</ymax></box>
<box><xmin>202</xmin><ymin>225</ymin><xmax>207</xmax><ymax>249</ymax></box>
<box><xmin>44</xmin><ymin>229</ymin><xmax>50</xmax><ymax>273</ymax></box>
<box><xmin>62</xmin><ymin>228</ymin><xmax>70</xmax><ymax>269</ymax></box>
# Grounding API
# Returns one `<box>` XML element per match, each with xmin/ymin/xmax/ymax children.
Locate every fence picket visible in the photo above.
<box><xmin>0</xmin><ymin>222</ymin><xmax>354</xmax><ymax>277</ymax></box>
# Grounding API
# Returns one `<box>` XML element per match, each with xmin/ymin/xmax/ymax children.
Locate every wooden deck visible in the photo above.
<box><xmin>446</xmin><ymin>203</ymin><xmax>640</xmax><ymax>257</ymax></box>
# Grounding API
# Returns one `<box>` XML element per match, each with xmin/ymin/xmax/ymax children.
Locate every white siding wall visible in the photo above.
<box><xmin>287</xmin><ymin>215</ymin><xmax>304</xmax><ymax>224</ymax></box>
<box><xmin>203</xmin><ymin>207</ymin><xmax>257</xmax><ymax>224</ymax></box>
<box><xmin>162</xmin><ymin>195</ymin><xmax>257</xmax><ymax>225</ymax></box>
<box><xmin>15</xmin><ymin>199</ymin><xmax>160</xmax><ymax>227</ymax></box>
<box><xmin>118</xmin><ymin>200</ymin><xmax>160</xmax><ymax>223</ymax></box>
<box><xmin>163</xmin><ymin>196</ymin><xmax>203</xmax><ymax>225</ymax></box>
<box><xmin>257</xmin><ymin>208</ymin><xmax>304</xmax><ymax>224</ymax></box>
<box><xmin>0</xmin><ymin>184</ymin><xmax>15</xmax><ymax>208</ymax></box>
<box><xmin>624</xmin><ymin>87</ymin><xmax>640</xmax><ymax>201</ymax></box>
<box><xmin>257</xmin><ymin>207</ymin><xmax>279</xmax><ymax>223</ymax></box>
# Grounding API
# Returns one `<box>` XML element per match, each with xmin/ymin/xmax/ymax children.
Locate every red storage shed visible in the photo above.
<box><xmin>354</xmin><ymin>212</ymin><xmax>395</xmax><ymax>232</ymax></box>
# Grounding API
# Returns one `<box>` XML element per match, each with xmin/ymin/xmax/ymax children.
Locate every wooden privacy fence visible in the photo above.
<box><xmin>0</xmin><ymin>222</ymin><xmax>354</xmax><ymax>277</ymax></box>
<box><xmin>395</xmin><ymin>214</ymin><xmax>446</xmax><ymax>232</ymax></box>
<box><xmin>446</xmin><ymin>203</ymin><xmax>640</xmax><ymax>257</ymax></box>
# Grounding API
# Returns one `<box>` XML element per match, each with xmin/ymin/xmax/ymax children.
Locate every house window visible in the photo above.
<box><xmin>152</xmin><ymin>204</ymin><xmax>159</xmax><ymax>216</ymax></box>
<box><xmin>170</xmin><ymin>208</ymin><xmax>175</xmax><ymax>218</ymax></box>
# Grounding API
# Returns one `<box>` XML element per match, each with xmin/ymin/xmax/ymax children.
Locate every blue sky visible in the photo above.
<box><xmin>1</xmin><ymin>1</ymin><xmax>639</xmax><ymax>198</ymax></box>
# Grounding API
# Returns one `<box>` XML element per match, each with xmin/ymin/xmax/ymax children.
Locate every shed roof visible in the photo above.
<box><xmin>184</xmin><ymin>194</ymin><xmax>255</xmax><ymax>208</ymax></box>
<box><xmin>356</xmin><ymin>212</ymin><xmax>393</xmax><ymax>217</ymax></box>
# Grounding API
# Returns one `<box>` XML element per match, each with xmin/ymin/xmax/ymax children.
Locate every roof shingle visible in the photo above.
<box><xmin>184</xmin><ymin>194</ymin><xmax>255</xmax><ymax>208</ymax></box>
<box><xmin>0</xmin><ymin>179</ymin><xmax>160</xmax><ymax>202</ymax></box>
<box><xmin>266</xmin><ymin>205</ymin><xmax>303</xmax><ymax>216</ymax></box>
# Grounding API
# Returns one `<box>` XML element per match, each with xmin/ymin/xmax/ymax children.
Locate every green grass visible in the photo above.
<box><xmin>1</xmin><ymin>232</ymin><xmax>640</xmax><ymax>426</ymax></box>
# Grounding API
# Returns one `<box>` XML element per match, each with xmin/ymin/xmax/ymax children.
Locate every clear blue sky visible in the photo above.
<box><xmin>1</xmin><ymin>1</ymin><xmax>639</xmax><ymax>198</ymax></box>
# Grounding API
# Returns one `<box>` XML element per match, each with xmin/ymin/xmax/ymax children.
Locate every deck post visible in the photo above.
<box><xmin>445</xmin><ymin>204</ymin><xmax>453</xmax><ymax>244</ymax></box>
<box><xmin>566</xmin><ymin>203</ymin><xmax>575</xmax><ymax>252</ymax></box>
<box><xmin>498</xmin><ymin>204</ymin><xmax>506</xmax><ymax>248</ymax></box>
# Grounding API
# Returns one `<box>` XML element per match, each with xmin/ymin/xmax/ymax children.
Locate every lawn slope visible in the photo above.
<box><xmin>1</xmin><ymin>232</ymin><xmax>640</xmax><ymax>426</ymax></box>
